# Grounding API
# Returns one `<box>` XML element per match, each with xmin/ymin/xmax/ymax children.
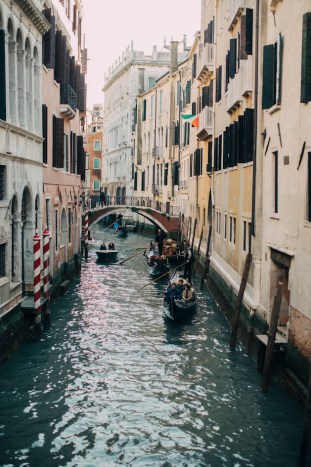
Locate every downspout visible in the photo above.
<box><xmin>251</xmin><ymin>0</ymin><xmax>260</xmax><ymax>244</ymax></box>
<box><xmin>154</xmin><ymin>88</ymin><xmax>158</xmax><ymax>193</ymax></box>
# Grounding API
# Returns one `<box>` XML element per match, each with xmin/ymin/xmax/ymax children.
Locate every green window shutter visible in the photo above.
<box><xmin>238</xmin><ymin>115</ymin><xmax>245</xmax><ymax>163</ymax></box>
<box><xmin>186</xmin><ymin>80</ymin><xmax>191</xmax><ymax>104</ymax></box>
<box><xmin>173</xmin><ymin>161</ymin><xmax>179</xmax><ymax>186</ymax></box>
<box><xmin>214</xmin><ymin>137</ymin><xmax>218</xmax><ymax>171</ymax></box>
<box><xmin>77</xmin><ymin>135</ymin><xmax>85</xmax><ymax>181</ymax></box>
<box><xmin>141</xmin><ymin>171</ymin><xmax>145</xmax><ymax>191</ymax></box>
<box><xmin>42</xmin><ymin>9</ymin><xmax>56</xmax><ymax>69</ymax></box>
<box><xmin>245</xmin><ymin>9</ymin><xmax>253</xmax><ymax>55</ymax></box>
<box><xmin>308</xmin><ymin>153</ymin><xmax>311</xmax><ymax>221</ymax></box>
<box><xmin>301</xmin><ymin>13</ymin><xmax>311</xmax><ymax>103</ymax></box>
<box><xmin>164</xmin><ymin>163</ymin><xmax>168</xmax><ymax>186</ymax></box>
<box><xmin>134</xmin><ymin>172</ymin><xmax>137</xmax><ymax>191</ymax></box>
<box><xmin>244</xmin><ymin>108</ymin><xmax>254</xmax><ymax>162</ymax></box>
<box><xmin>262</xmin><ymin>44</ymin><xmax>274</xmax><ymax>109</ymax></box>
<box><xmin>0</xmin><ymin>30</ymin><xmax>6</xmax><ymax>121</ymax></box>
<box><xmin>42</xmin><ymin>105</ymin><xmax>48</xmax><ymax>164</ymax></box>
<box><xmin>142</xmin><ymin>99</ymin><xmax>147</xmax><ymax>121</ymax></box>
<box><xmin>190</xmin><ymin>154</ymin><xmax>193</xmax><ymax>177</ymax></box>
<box><xmin>229</xmin><ymin>38</ymin><xmax>237</xmax><ymax>79</ymax></box>
<box><xmin>223</xmin><ymin>129</ymin><xmax>229</xmax><ymax>169</ymax></box>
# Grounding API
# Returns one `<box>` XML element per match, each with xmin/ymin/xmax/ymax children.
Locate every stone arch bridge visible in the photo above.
<box><xmin>88</xmin><ymin>196</ymin><xmax>180</xmax><ymax>237</ymax></box>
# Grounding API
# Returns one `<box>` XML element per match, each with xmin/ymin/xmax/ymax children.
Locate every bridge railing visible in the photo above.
<box><xmin>91</xmin><ymin>196</ymin><xmax>180</xmax><ymax>217</ymax></box>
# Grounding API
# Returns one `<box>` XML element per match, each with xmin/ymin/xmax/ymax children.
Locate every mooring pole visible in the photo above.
<box><xmin>200</xmin><ymin>225</ymin><xmax>212</xmax><ymax>291</ymax></box>
<box><xmin>194</xmin><ymin>226</ymin><xmax>204</xmax><ymax>279</ymax></box>
<box><xmin>33</xmin><ymin>230</ymin><xmax>41</xmax><ymax>332</ymax></box>
<box><xmin>261</xmin><ymin>272</ymin><xmax>284</xmax><ymax>393</ymax></box>
<box><xmin>84</xmin><ymin>208</ymin><xmax>88</xmax><ymax>260</ymax></box>
<box><xmin>299</xmin><ymin>358</ymin><xmax>311</xmax><ymax>467</ymax></box>
<box><xmin>191</xmin><ymin>218</ymin><xmax>197</xmax><ymax>250</ymax></box>
<box><xmin>229</xmin><ymin>252</ymin><xmax>253</xmax><ymax>351</ymax></box>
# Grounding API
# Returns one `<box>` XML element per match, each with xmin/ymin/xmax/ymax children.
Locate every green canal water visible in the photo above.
<box><xmin>0</xmin><ymin>228</ymin><xmax>308</xmax><ymax>466</ymax></box>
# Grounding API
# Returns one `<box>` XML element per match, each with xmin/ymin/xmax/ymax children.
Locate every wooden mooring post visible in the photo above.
<box><xmin>200</xmin><ymin>225</ymin><xmax>212</xmax><ymax>291</ymax></box>
<box><xmin>261</xmin><ymin>272</ymin><xmax>284</xmax><ymax>393</ymax></box>
<box><xmin>229</xmin><ymin>252</ymin><xmax>252</xmax><ymax>351</ymax></box>
<box><xmin>193</xmin><ymin>226</ymin><xmax>204</xmax><ymax>279</ymax></box>
<box><xmin>191</xmin><ymin>218</ymin><xmax>197</xmax><ymax>250</ymax></box>
<box><xmin>298</xmin><ymin>358</ymin><xmax>311</xmax><ymax>467</ymax></box>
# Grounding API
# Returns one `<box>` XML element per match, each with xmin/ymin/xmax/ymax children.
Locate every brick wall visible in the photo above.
<box><xmin>289</xmin><ymin>307</ymin><xmax>311</xmax><ymax>358</ymax></box>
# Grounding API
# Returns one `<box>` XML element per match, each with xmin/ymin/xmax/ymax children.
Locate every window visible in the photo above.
<box><xmin>0</xmin><ymin>165</ymin><xmax>7</xmax><ymax>200</ymax></box>
<box><xmin>262</xmin><ymin>34</ymin><xmax>282</xmax><ymax>109</ymax></box>
<box><xmin>55</xmin><ymin>210</ymin><xmax>58</xmax><ymax>251</ymax></box>
<box><xmin>301</xmin><ymin>13</ymin><xmax>311</xmax><ymax>103</ymax></box>
<box><xmin>229</xmin><ymin>215</ymin><xmax>236</xmax><ymax>244</ymax></box>
<box><xmin>216</xmin><ymin>65</ymin><xmax>222</xmax><ymax>102</ymax></box>
<box><xmin>224</xmin><ymin>214</ymin><xmax>227</xmax><ymax>240</ymax></box>
<box><xmin>64</xmin><ymin>133</ymin><xmax>69</xmax><ymax>171</ymax></box>
<box><xmin>94</xmin><ymin>140</ymin><xmax>101</xmax><ymax>151</ymax></box>
<box><xmin>243</xmin><ymin>220</ymin><xmax>247</xmax><ymax>251</ymax></box>
<box><xmin>93</xmin><ymin>179</ymin><xmax>100</xmax><ymax>190</ymax></box>
<box><xmin>94</xmin><ymin>158</ymin><xmax>100</xmax><ymax>169</ymax></box>
<box><xmin>216</xmin><ymin>211</ymin><xmax>221</xmax><ymax>236</ymax></box>
<box><xmin>151</xmin><ymin>95</ymin><xmax>155</xmax><ymax>118</ymax></box>
<box><xmin>273</xmin><ymin>151</ymin><xmax>278</xmax><ymax>213</ymax></box>
<box><xmin>46</xmin><ymin>199</ymin><xmax>51</xmax><ymax>231</ymax></box>
<box><xmin>142</xmin><ymin>99</ymin><xmax>147</xmax><ymax>121</ymax></box>
<box><xmin>148</xmin><ymin>77</ymin><xmax>156</xmax><ymax>89</ymax></box>
<box><xmin>308</xmin><ymin>153</ymin><xmax>311</xmax><ymax>222</ymax></box>
<box><xmin>0</xmin><ymin>243</ymin><xmax>6</xmax><ymax>277</ymax></box>
<box><xmin>190</xmin><ymin>154</ymin><xmax>193</xmax><ymax>177</ymax></box>
<box><xmin>159</xmin><ymin>90</ymin><xmax>163</xmax><ymax>113</ymax></box>
<box><xmin>68</xmin><ymin>208</ymin><xmax>71</xmax><ymax>242</ymax></box>
<box><xmin>42</xmin><ymin>104</ymin><xmax>48</xmax><ymax>164</ymax></box>
<box><xmin>240</xmin><ymin>9</ymin><xmax>253</xmax><ymax>59</ymax></box>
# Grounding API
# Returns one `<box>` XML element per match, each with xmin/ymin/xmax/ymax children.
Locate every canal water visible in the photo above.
<box><xmin>0</xmin><ymin>227</ymin><xmax>308</xmax><ymax>467</ymax></box>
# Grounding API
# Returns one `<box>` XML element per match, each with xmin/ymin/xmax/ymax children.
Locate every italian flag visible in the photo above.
<box><xmin>181</xmin><ymin>113</ymin><xmax>199</xmax><ymax>128</ymax></box>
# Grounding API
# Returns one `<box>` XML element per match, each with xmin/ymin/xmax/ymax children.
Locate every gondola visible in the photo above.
<box><xmin>95</xmin><ymin>249</ymin><xmax>118</xmax><ymax>261</ymax></box>
<box><xmin>145</xmin><ymin>245</ymin><xmax>170</xmax><ymax>278</ymax></box>
<box><xmin>116</xmin><ymin>228</ymin><xmax>128</xmax><ymax>238</ymax></box>
<box><xmin>163</xmin><ymin>275</ymin><xmax>196</xmax><ymax>321</ymax></box>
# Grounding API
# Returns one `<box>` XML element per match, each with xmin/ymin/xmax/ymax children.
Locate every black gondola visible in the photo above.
<box><xmin>95</xmin><ymin>250</ymin><xmax>118</xmax><ymax>261</ymax></box>
<box><xmin>145</xmin><ymin>245</ymin><xmax>170</xmax><ymax>277</ymax></box>
<box><xmin>163</xmin><ymin>275</ymin><xmax>196</xmax><ymax>321</ymax></box>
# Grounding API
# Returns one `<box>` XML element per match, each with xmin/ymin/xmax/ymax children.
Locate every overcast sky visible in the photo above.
<box><xmin>83</xmin><ymin>0</ymin><xmax>201</xmax><ymax>109</ymax></box>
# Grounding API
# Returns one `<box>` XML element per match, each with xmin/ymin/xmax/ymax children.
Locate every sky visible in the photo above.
<box><xmin>83</xmin><ymin>0</ymin><xmax>201</xmax><ymax>109</ymax></box>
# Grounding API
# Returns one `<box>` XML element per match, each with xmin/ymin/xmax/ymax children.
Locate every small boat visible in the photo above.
<box><xmin>145</xmin><ymin>245</ymin><xmax>170</xmax><ymax>277</ymax></box>
<box><xmin>96</xmin><ymin>249</ymin><xmax>118</xmax><ymax>261</ymax></box>
<box><xmin>163</xmin><ymin>276</ymin><xmax>196</xmax><ymax>321</ymax></box>
<box><xmin>163</xmin><ymin>239</ymin><xmax>182</xmax><ymax>265</ymax></box>
<box><xmin>115</xmin><ymin>227</ymin><xmax>128</xmax><ymax>238</ymax></box>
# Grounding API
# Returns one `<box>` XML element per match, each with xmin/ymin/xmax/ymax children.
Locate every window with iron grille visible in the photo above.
<box><xmin>0</xmin><ymin>243</ymin><xmax>6</xmax><ymax>277</ymax></box>
<box><xmin>0</xmin><ymin>165</ymin><xmax>7</xmax><ymax>200</ymax></box>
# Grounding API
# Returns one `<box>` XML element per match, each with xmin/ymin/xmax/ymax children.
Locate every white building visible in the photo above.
<box><xmin>0</xmin><ymin>0</ymin><xmax>49</xmax><ymax>317</ymax></box>
<box><xmin>102</xmin><ymin>41</ymin><xmax>189</xmax><ymax>201</ymax></box>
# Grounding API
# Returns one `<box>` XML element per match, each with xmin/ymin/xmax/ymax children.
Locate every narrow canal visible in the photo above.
<box><xmin>0</xmin><ymin>227</ymin><xmax>308</xmax><ymax>467</ymax></box>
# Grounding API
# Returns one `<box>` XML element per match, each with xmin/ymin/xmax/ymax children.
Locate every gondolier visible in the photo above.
<box><xmin>183</xmin><ymin>243</ymin><xmax>194</xmax><ymax>283</ymax></box>
<box><xmin>155</xmin><ymin>229</ymin><xmax>166</xmax><ymax>255</ymax></box>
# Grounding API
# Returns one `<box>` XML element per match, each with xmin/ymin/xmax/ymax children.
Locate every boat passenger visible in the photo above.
<box><xmin>100</xmin><ymin>243</ymin><xmax>107</xmax><ymax>250</ymax></box>
<box><xmin>165</xmin><ymin>283</ymin><xmax>177</xmax><ymax>300</ymax></box>
<box><xmin>182</xmin><ymin>284</ymin><xmax>193</xmax><ymax>301</ymax></box>
<box><xmin>108</xmin><ymin>242</ymin><xmax>115</xmax><ymax>250</ymax></box>
<box><xmin>176</xmin><ymin>278</ymin><xmax>185</xmax><ymax>298</ymax></box>
<box><xmin>113</xmin><ymin>222</ymin><xmax>119</xmax><ymax>231</ymax></box>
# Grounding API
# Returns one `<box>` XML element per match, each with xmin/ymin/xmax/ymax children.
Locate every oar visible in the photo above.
<box><xmin>118</xmin><ymin>249</ymin><xmax>147</xmax><ymax>265</ymax></box>
<box><xmin>101</xmin><ymin>220</ymin><xmax>117</xmax><ymax>233</ymax></box>
<box><xmin>136</xmin><ymin>260</ymin><xmax>189</xmax><ymax>292</ymax></box>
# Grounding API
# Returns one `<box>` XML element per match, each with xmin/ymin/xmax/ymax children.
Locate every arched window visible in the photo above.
<box><xmin>16</xmin><ymin>29</ymin><xmax>24</xmax><ymax>127</ymax></box>
<box><xmin>8</xmin><ymin>19</ymin><xmax>16</xmax><ymax>123</ymax></box>
<box><xmin>33</xmin><ymin>47</ymin><xmax>40</xmax><ymax>134</ymax></box>
<box><xmin>25</xmin><ymin>38</ymin><xmax>33</xmax><ymax>132</ymax></box>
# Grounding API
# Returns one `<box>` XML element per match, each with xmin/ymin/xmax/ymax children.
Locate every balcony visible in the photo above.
<box><xmin>59</xmin><ymin>84</ymin><xmax>77</xmax><ymax>120</ymax></box>
<box><xmin>152</xmin><ymin>184</ymin><xmax>162</xmax><ymax>195</ymax></box>
<box><xmin>197</xmin><ymin>44</ymin><xmax>214</xmax><ymax>83</ymax></box>
<box><xmin>228</xmin><ymin>0</ymin><xmax>245</xmax><ymax>31</ymax></box>
<box><xmin>197</xmin><ymin>106</ymin><xmax>213</xmax><ymax>141</ymax></box>
<box><xmin>226</xmin><ymin>57</ymin><xmax>253</xmax><ymax>113</ymax></box>
<box><xmin>152</xmin><ymin>146</ymin><xmax>163</xmax><ymax>158</ymax></box>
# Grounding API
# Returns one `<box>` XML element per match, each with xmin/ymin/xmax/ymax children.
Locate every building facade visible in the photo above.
<box><xmin>86</xmin><ymin>104</ymin><xmax>103</xmax><ymax>207</ymax></box>
<box><xmin>41</xmin><ymin>0</ymin><xmax>87</xmax><ymax>290</ymax></box>
<box><xmin>102</xmin><ymin>42</ymin><xmax>189</xmax><ymax>202</ymax></box>
<box><xmin>0</xmin><ymin>1</ymin><xmax>49</xmax><ymax>322</ymax></box>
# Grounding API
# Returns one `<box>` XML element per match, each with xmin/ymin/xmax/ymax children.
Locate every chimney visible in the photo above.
<box><xmin>170</xmin><ymin>41</ymin><xmax>179</xmax><ymax>72</ymax></box>
<box><xmin>138</xmin><ymin>68</ymin><xmax>145</xmax><ymax>94</ymax></box>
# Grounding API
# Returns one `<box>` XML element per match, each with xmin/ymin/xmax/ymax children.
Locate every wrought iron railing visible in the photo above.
<box><xmin>60</xmin><ymin>83</ymin><xmax>77</xmax><ymax>111</ymax></box>
<box><xmin>91</xmin><ymin>196</ymin><xmax>180</xmax><ymax>217</ymax></box>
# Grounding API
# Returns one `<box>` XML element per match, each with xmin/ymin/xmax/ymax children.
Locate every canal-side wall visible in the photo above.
<box><xmin>196</xmin><ymin>249</ymin><xmax>309</xmax><ymax>397</ymax></box>
<box><xmin>0</xmin><ymin>306</ymin><xmax>25</xmax><ymax>363</ymax></box>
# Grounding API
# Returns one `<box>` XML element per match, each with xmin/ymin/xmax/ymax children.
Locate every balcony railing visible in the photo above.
<box><xmin>93</xmin><ymin>195</ymin><xmax>180</xmax><ymax>216</ymax></box>
<box><xmin>198</xmin><ymin>106</ymin><xmax>213</xmax><ymax>135</ymax></box>
<box><xmin>227</xmin><ymin>57</ymin><xmax>253</xmax><ymax>113</ymax></box>
<box><xmin>60</xmin><ymin>83</ymin><xmax>77</xmax><ymax>111</ymax></box>
<box><xmin>152</xmin><ymin>184</ymin><xmax>163</xmax><ymax>195</ymax></box>
<box><xmin>197</xmin><ymin>44</ymin><xmax>214</xmax><ymax>82</ymax></box>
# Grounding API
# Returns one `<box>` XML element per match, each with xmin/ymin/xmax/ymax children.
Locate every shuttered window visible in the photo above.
<box><xmin>192</xmin><ymin>54</ymin><xmax>197</xmax><ymax>80</ymax></box>
<box><xmin>244</xmin><ymin>108</ymin><xmax>254</xmax><ymax>162</ymax></box>
<box><xmin>192</xmin><ymin>102</ymin><xmax>196</xmax><ymax>116</ymax></box>
<box><xmin>54</xmin><ymin>31</ymin><xmax>63</xmax><ymax>83</ymax></box>
<box><xmin>174</xmin><ymin>121</ymin><xmax>180</xmax><ymax>146</ymax></box>
<box><xmin>240</xmin><ymin>9</ymin><xmax>253</xmax><ymax>59</ymax></box>
<box><xmin>0</xmin><ymin>165</ymin><xmax>6</xmax><ymax>200</ymax></box>
<box><xmin>142</xmin><ymin>99</ymin><xmax>147</xmax><ymax>121</ymax></box>
<box><xmin>52</xmin><ymin>115</ymin><xmax>64</xmax><ymax>168</ymax></box>
<box><xmin>77</xmin><ymin>135</ymin><xmax>85</xmax><ymax>181</ymax></box>
<box><xmin>185</xmin><ymin>80</ymin><xmax>191</xmax><ymax>105</ymax></box>
<box><xmin>173</xmin><ymin>162</ymin><xmax>179</xmax><ymax>186</ymax></box>
<box><xmin>42</xmin><ymin>104</ymin><xmax>48</xmax><ymax>164</ymax></box>
<box><xmin>190</xmin><ymin>154</ymin><xmax>193</xmax><ymax>177</ymax></box>
<box><xmin>301</xmin><ymin>13</ymin><xmax>311</xmax><ymax>103</ymax></box>
<box><xmin>134</xmin><ymin>171</ymin><xmax>137</xmax><ymax>191</ymax></box>
<box><xmin>214</xmin><ymin>137</ymin><xmax>219</xmax><ymax>171</ymax></box>
<box><xmin>207</xmin><ymin>141</ymin><xmax>212</xmax><ymax>172</ymax></box>
<box><xmin>262</xmin><ymin>34</ymin><xmax>282</xmax><ymax>108</ymax></box>
<box><xmin>216</xmin><ymin>66</ymin><xmax>222</xmax><ymax>102</ymax></box>
<box><xmin>43</xmin><ymin>10</ymin><xmax>55</xmax><ymax>69</ymax></box>
<box><xmin>0</xmin><ymin>243</ymin><xmax>6</xmax><ymax>278</ymax></box>
<box><xmin>308</xmin><ymin>153</ymin><xmax>311</xmax><ymax>222</ymax></box>
<box><xmin>0</xmin><ymin>30</ymin><xmax>6</xmax><ymax>121</ymax></box>
<box><xmin>164</xmin><ymin>163</ymin><xmax>169</xmax><ymax>186</ymax></box>
<box><xmin>223</xmin><ymin>128</ymin><xmax>229</xmax><ymax>170</ymax></box>
<box><xmin>229</xmin><ymin>38</ymin><xmax>237</xmax><ymax>79</ymax></box>
<box><xmin>238</xmin><ymin>115</ymin><xmax>245</xmax><ymax>163</ymax></box>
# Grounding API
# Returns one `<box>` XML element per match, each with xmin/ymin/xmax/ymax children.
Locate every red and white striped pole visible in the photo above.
<box><xmin>84</xmin><ymin>209</ymin><xmax>88</xmax><ymax>259</ymax></box>
<box><xmin>43</xmin><ymin>228</ymin><xmax>50</xmax><ymax>302</ymax></box>
<box><xmin>33</xmin><ymin>229</ymin><xmax>41</xmax><ymax>315</ymax></box>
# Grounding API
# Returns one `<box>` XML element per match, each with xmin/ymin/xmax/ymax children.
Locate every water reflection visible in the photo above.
<box><xmin>0</xmin><ymin>226</ymin><xmax>308</xmax><ymax>467</ymax></box>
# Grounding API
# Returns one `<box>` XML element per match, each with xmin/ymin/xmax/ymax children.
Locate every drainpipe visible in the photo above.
<box><xmin>251</xmin><ymin>0</ymin><xmax>260</xmax><ymax>243</ymax></box>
